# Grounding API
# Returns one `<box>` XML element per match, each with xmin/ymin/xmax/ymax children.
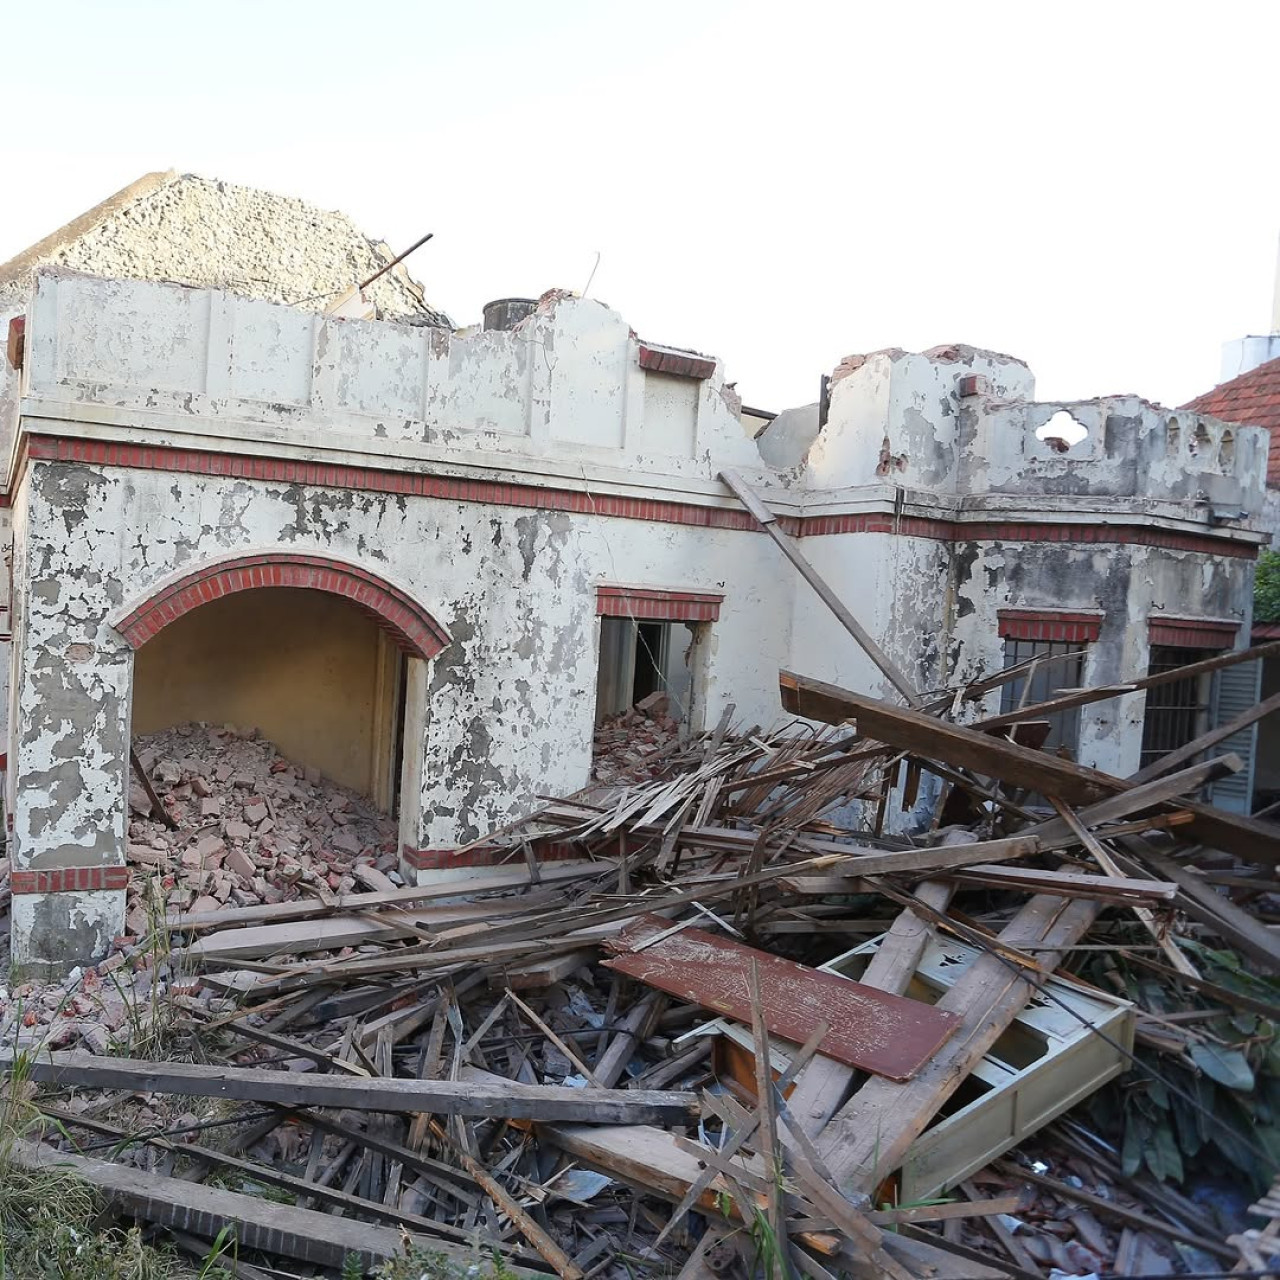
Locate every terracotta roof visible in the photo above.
<box><xmin>1183</xmin><ymin>355</ymin><xmax>1280</xmax><ymax>486</ymax></box>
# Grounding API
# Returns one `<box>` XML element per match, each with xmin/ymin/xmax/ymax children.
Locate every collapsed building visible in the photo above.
<box><xmin>0</xmin><ymin>173</ymin><xmax>1270</xmax><ymax>974</ymax></box>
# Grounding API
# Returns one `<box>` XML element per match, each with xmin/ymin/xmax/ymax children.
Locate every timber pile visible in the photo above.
<box><xmin>3</xmin><ymin>643</ymin><xmax>1280</xmax><ymax>1276</ymax></box>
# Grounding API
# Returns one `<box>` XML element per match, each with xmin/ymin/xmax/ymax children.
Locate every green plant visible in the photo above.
<box><xmin>371</xmin><ymin>1244</ymin><xmax>519</xmax><ymax>1280</ymax></box>
<box><xmin>1256</xmin><ymin>549</ymin><xmax>1280</xmax><ymax>624</ymax></box>
<box><xmin>0</xmin><ymin>1044</ymin><xmax>220</xmax><ymax>1278</ymax></box>
<box><xmin>1086</xmin><ymin>941</ymin><xmax>1280</xmax><ymax>1194</ymax></box>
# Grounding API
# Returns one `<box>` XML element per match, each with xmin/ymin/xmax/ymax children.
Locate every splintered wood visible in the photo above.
<box><xmin>5</xmin><ymin>633</ymin><xmax>1280</xmax><ymax>1278</ymax></box>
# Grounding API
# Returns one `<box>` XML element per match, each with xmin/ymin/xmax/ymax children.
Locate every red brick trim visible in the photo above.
<box><xmin>26</xmin><ymin>437</ymin><xmax>762</xmax><ymax>533</ymax></box>
<box><xmin>1253</xmin><ymin>622</ymin><xmax>1280</xmax><ymax>642</ymax></box>
<box><xmin>637</xmin><ymin>342</ymin><xmax>716</xmax><ymax>380</ymax></box>
<box><xmin>11</xmin><ymin>865</ymin><xmax>130</xmax><ymax>894</ymax></box>
<box><xmin>114</xmin><ymin>552</ymin><xmax>449</xmax><ymax>659</ymax></box>
<box><xmin>1149</xmin><ymin>617</ymin><xmax>1239</xmax><ymax>648</ymax></box>
<box><xmin>402</xmin><ymin>842</ymin><xmax>584</xmax><ymax>871</ymax></box>
<box><xmin>596</xmin><ymin>585</ymin><xmax>722</xmax><ymax>622</ymax></box>
<box><xmin>21</xmin><ymin>437</ymin><xmax>1260</xmax><ymax>558</ymax></box>
<box><xmin>998</xmin><ymin>610</ymin><xmax>1103</xmax><ymax>643</ymax></box>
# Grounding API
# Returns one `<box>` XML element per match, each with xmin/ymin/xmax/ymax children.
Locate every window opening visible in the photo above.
<box><xmin>999</xmin><ymin>639</ymin><xmax>1086</xmax><ymax>757</ymax></box>
<box><xmin>1139</xmin><ymin>646</ymin><xmax>1215</xmax><ymax>772</ymax></box>
<box><xmin>595</xmin><ymin>618</ymin><xmax>699</xmax><ymax>726</ymax></box>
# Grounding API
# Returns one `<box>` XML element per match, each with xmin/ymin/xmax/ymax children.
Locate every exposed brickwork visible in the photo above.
<box><xmin>114</xmin><ymin>553</ymin><xmax>450</xmax><ymax>659</ymax></box>
<box><xmin>6</xmin><ymin>315</ymin><xmax>24</xmax><ymax>370</ymax></box>
<box><xmin>1148</xmin><ymin>617</ymin><xmax>1239</xmax><ymax>648</ymax></box>
<box><xmin>637</xmin><ymin>342</ymin><xmax>716</xmax><ymax>380</ymax></box>
<box><xmin>596</xmin><ymin>586</ymin><xmax>723</xmax><ymax>622</ymax></box>
<box><xmin>11</xmin><ymin>866</ymin><xmax>130</xmax><ymax>894</ymax></box>
<box><xmin>998</xmin><ymin>610</ymin><xmax>1103</xmax><ymax>643</ymax></box>
<box><xmin>22</xmin><ymin>436</ymin><xmax>1260</xmax><ymax>558</ymax></box>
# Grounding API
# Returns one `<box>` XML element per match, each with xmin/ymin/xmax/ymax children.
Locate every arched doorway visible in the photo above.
<box><xmin>113</xmin><ymin>551</ymin><xmax>447</xmax><ymax>869</ymax></box>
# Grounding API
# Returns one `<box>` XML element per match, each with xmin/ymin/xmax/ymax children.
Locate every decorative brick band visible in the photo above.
<box><xmin>1149</xmin><ymin>617</ymin><xmax>1239</xmax><ymax>648</ymax></box>
<box><xmin>114</xmin><ymin>552</ymin><xmax>450</xmax><ymax>659</ymax></box>
<box><xmin>11</xmin><ymin>865</ymin><xmax>130</xmax><ymax>894</ymax></box>
<box><xmin>403</xmin><ymin>842</ymin><xmax>585</xmax><ymax>871</ymax></box>
<box><xmin>998</xmin><ymin>610</ymin><xmax>1103</xmax><ymax>644</ymax></box>
<box><xmin>637</xmin><ymin>342</ymin><xmax>716</xmax><ymax>380</ymax></box>
<box><xmin>596</xmin><ymin>585</ymin><xmax>723</xmax><ymax>622</ymax></box>
<box><xmin>23</xmin><ymin>437</ymin><xmax>1259</xmax><ymax>558</ymax></box>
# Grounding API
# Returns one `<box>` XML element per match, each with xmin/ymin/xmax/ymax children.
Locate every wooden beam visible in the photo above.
<box><xmin>816</xmin><ymin>894</ymin><xmax>1100</xmax><ymax>1194</ymax></box>
<box><xmin>7</xmin><ymin>1138</ymin><xmax>544</xmax><ymax>1274</ymax></box>
<box><xmin>721</xmin><ymin>470</ymin><xmax>921</xmax><ymax>706</ymax></box>
<box><xmin>3</xmin><ymin>1051</ymin><xmax>697</xmax><ymax>1125</ymax></box>
<box><xmin>1048</xmin><ymin>799</ymin><xmax>1198</xmax><ymax>977</ymax></box>
<box><xmin>948</xmin><ymin>861</ymin><xmax>1178</xmax><ymax>905</ymax></box>
<box><xmin>782</xmin><ymin>670</ymin><xmax>1280</xmax><ymax>865</ymax></box>
<box><xmin>781</xmin><ymin>670</ymin><xmax>1119</xmax><ymax>803</ymax></box>
<box><xmin>783</xmin><ymin>882</ymin><xmax>954</xmax><ymax>1143</ymax></box>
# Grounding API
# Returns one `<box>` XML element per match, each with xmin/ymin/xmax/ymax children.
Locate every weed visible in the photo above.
<box><xmin>368</xmin><ymin>1242</ymin><xmax>521</xmax><ymax>1280</ymax></box>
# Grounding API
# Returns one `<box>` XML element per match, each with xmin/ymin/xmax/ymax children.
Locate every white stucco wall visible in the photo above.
<box><xmin>4</xmin><ymin>270</ymin><xmax>1271</xmax><ymax>967</ymax></box>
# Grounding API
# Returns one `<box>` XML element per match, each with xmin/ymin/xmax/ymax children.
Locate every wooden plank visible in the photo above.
<box><xmin>7</xmin><ymin>1138</ymin><xmax>543</xmax><ymax>1275</ymax></box>
<box><xmin>169</xmin><ymin>859</ymin><xmax>607</xmax><ymax>930</ymax></box>
<box><xmin>2</xmin><ymin>1050</ymin><xmax>697</xmax><ymax>1124</ymax></box>
<box><xmin>948</xmin><ymin>861</ymin><xmax>1177</xmax><ymax>904</ymax></box>
<box><xmin>1024</xmin><ymin>756</ymin><xmax>1240</xmax><ymax>847</ymax></box>
<box><xmin>784</xmin><ymin>882</ymin><xmax>954</xmax><ymax>1144</ymax></box>
<box><xmin>816</xmin><ymin>894</ymin><xmax>1101</xmax><ymax>1193</ymax></box>
<box><xmin>721</xmin><ymin>470</ymin><xmax>921</xmax><ymax>706</ymax></box>
<box><xmin>603</xmin><ymin>915</ymin><xmax>959</xmax><ymax>1081</ymax></box>
<box><xmin>1048</xmin><ymin>799</ymin><xmax>1198</xmax><ymax>978</ymax></box>
<box><xmin>780</xmin><ymin>671</ymin><xmax>1119</xmax><ymax>803</ymax></box>
<box><xmin>178</xmin><ymin>898</ymin><xmax>542</xmax><ymax>960</ymax></box>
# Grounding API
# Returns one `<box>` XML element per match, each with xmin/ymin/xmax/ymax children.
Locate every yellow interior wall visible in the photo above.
<box><xmin>132</xmin><ymin>588</ymin><xmax>392</xmax><ymax>801</ymax></box>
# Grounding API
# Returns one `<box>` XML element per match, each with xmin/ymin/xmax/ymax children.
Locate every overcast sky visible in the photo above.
<box><xmin>3</xmin><ymin>1</ymin><xmax>1278</xmax><ymax>412</ymax></box>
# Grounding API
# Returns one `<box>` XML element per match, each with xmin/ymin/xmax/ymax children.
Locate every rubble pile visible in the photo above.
<box><xmin>590</xmin><ymin>692</ymin><xmax>682</xmax><ymax>782</ymax></box>
<box><xmin>125</xmin><ymin>722</ymin><xmax>400</xmax><ymax>928</ymax></box>
<box><xmin>2</xmin><ymin>649</ymin><xmax>1280</xmax><ymax>1276</ymax></box>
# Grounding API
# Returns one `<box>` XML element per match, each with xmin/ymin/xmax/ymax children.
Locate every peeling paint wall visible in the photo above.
<box><xmin>6</xmin><ymin>273</ymin><xmax>1271</xmax><ymax>967</ymax></box>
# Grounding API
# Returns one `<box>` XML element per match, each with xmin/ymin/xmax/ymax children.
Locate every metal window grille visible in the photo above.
<box><xmin>1138</xmin><ymin>646</ymin><xmax>1215</xmax><ymax>771</ymax></box>
<box><xmin>1000</xmin><ymin>639</ymin><xmax>1086</xmax><ymax>757</ymax></box>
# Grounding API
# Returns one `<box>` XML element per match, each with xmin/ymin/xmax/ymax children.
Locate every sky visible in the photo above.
<box><xmin>2</xmin><ymin>0</ymin><xmax>1279</xmax><ymax>413</ymax></box>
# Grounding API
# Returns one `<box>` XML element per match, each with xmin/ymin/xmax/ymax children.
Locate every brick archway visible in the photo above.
<box><xmin>113</xmin><ymin>552</ymin><xmax>449</xmax><ymax>659</ymax></box>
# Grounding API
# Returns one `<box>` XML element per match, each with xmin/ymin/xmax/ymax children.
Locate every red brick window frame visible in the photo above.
<box><xmin>114</xmin><ymin>553</ymin><xmax>449</xmax><ymax>659</ymax></box>
<box><xmin>596</xmin><ymin>586</ymin><xmax>723</xmax><ymax>623</ymax></box>
<box><xmin>997</xmin><ymin>610</ymin><xmax>1102</xmax><ymax>644</ymax></box>
<box><xmin>1148</xmin><ymin>617</ymin><xmax>1239</xmax><ymax>649</ymax></box>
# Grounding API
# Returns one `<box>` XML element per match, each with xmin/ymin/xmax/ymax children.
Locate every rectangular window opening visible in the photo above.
<box><xmin>595</xmin><ymin>618</ymin><xmax>701</xmax><ymax>728</ymax></box>
<box><xmin>1139</xmin><ymin>645</ymin><xmax>1216</xmax><ymax>772</ymax></box>
<box><xmin>999</xmin><ymin>639</ymin><xmax>1087</xmax><ymax>757</ymax></box>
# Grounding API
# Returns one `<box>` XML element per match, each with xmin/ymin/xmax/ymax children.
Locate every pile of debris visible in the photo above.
<box><xmin>590</xmin><ymin>693</ymin><xmax>683</xmax><ymax>783</ymax></box>
<box><xmin>126</xmin><ymin>722</ymin><xmax>400</xmax><ymax>924</ymax></box>
<box><xmin>3</xmin><ymin>644</ymin><xmax>1280</xmax><ymax>1278</ymax></box>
